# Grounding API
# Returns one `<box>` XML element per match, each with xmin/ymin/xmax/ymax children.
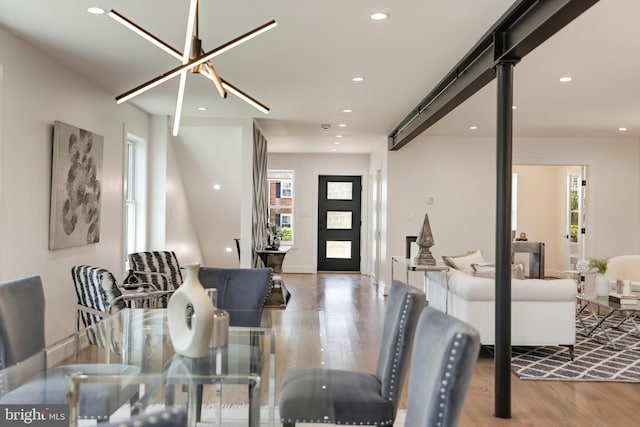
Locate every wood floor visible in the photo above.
<box><xmin>270</xmin><ymin>272</ymin><xmax>640</xmax><ymax>427</ymax></box>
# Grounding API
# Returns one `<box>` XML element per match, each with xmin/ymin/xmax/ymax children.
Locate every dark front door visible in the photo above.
<box><xmin>317</xmin><ymin>175</ymin><xmax>361</xmax><ymax>271</ymax></box>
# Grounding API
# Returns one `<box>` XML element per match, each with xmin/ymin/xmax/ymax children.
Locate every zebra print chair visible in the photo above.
<box><xmin>71</xmin><ymin>265</ymin><xmax>170</xmax><ymax>346</ymax></box>
<box><xmin>126</xmin><ymin>251</ymin><xmax>184</xmax><ymax>292</ymax></box>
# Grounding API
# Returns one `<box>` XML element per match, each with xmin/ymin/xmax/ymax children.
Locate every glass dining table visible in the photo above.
<box><xmin>1</xmin><ymin>308</ymin><xmax>276</xmax><ymax>427</ymax></box>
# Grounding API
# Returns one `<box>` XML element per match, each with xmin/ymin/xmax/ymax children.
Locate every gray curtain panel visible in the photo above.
<box><xmin>252</xmin><ymin>123</ymin><xmax>268</xmax><ymax>268</ymax></box>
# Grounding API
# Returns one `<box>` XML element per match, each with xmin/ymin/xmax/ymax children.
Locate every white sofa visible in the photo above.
<box><xmin>426</xmin><ymin>267</ymin><xmax>577</xmax><ymax>348</ymax></box>
<box><xmin>606</xmin><ymin>255</ymin><xmax>640</xmax><ymax>292</ymax></box>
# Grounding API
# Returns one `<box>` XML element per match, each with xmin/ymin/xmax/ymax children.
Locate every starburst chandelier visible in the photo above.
<box><xmin>109</xmin><ymin>0</ymin><xmax>277</xmax><ymax>135</ymax></box>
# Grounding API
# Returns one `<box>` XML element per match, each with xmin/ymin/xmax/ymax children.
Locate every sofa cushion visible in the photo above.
<box><xmin>442</xmin><ymin>250</ymin><xmax>485</xmax><ymax>274</ymax></box>
<box><xmin>446</xmin><ymin>268</ymin><xmax>576</xmax><ymax>302</ymax></box>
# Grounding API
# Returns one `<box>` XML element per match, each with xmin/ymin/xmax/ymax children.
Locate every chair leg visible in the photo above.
<box><xmin>282</xmin><ymin>423</ymin><xmax>295</xmax><ymax>427</ymax></box>
<box><xmin>195</xmin><ymin>384</ymin><xmax>204</xmax><ymax>422</ymax></box>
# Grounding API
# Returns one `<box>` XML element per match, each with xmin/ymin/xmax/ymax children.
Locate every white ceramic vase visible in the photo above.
<box><xmin>595</xmin><ymin>274</ymin><xmax>610</xmax><ymax>297</ymax></box>
<box><xmin>167</xmin><ymin>262</ymin><xmax>214</xmax><ymax>358</ymax></box>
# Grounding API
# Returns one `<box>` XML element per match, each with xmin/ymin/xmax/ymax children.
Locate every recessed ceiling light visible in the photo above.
<box><xmin>559</xmin><ymin>76</ymin><xmax>573</xmax><ymax>82</ymax></box>
<box><xmin>225</xmin><ymin>247</ymin><xmax>233</xmax><ymax>253</ymax></box>
<box><xmin>352</xmin><ymin>76</ymin><xmax>365</xmax><ymax>82</ymax></box>
<box><xmin>213</xmin><ymin>184</ymin><xmax>221</xmax><ymax>190</ymax></box>
<box><xmin>338</xmin><ymin>123</ymin><xmax>347</xmax><ymax>127</ymax></box>
<box><xmin>331</xmin><ymin>148</ymin><xmax>337</xmax><ymax>152</ymax></box>
<box><xmin>469</xmin><ymin>126</ymin><xmax>478</xmax><ymax>130</ymax></box>
<box><xmin>336</xmin><ymin>134</ymin><xmax>343</xmax><ymax>138</ymax></box>
<box><xmin>87</xmin><ymin>7</ymin><xmax>105</xmax><ymax>15</ymax></box>
<box><xmin>334</xmin><ymin>141</ymin><xmax>341</xmax><ymax>145</ymax></box>
<box><xmin>342</xmin><ymin>108</ymin><xmax>353</xmax><ymax>113</ymax></box>
<box><xmin>197</xmin><ymin>106</ymin><xmax>208</xmax><ymax>111</ymax></box>
<box><xmin>512</xmin><ymin>105</ymin><xmax>517</xmax><ymax>110</ymax></box>
<box><xmin>370</xmin><ymin>12</ymin><xmax>389</xmax><ymax>20</ymax></box>
<box><xmin>618</xmin><ymin>127</ymin><xmax>628</xmax><ymax>132</ymax></box>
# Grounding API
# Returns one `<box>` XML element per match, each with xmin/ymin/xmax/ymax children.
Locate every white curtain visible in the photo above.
<box><xmin>252</xmin><ymin>123</ymin><xmax>268</xmax><ymax>268</ymax></box>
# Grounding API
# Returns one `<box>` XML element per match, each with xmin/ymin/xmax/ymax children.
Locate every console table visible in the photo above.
<box><xmin>391</xmin><ymin>256</ymin><xmax>447</xmax><ymax>301</ymax></box>
<box><xmin>256</xmin><ymin>247</ymin><xmax>290</xmax><ymax>307</ymax></box>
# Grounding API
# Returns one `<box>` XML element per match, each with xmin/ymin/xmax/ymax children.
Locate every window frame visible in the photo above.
<box><xmin>267</xmin><ymin>170</ymin><xmax>294</xmax><ymax>244</ymax></box>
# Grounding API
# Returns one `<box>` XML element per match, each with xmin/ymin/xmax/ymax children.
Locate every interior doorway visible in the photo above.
<box><xmin>513</xmin><ymin>165</ymin><xmax>587</xmax><ymax>277</ymax></box>
<box><xmin>317</xmin><ymin>175</ymin><xmax>362</xmax><ymax>271</ymax></box>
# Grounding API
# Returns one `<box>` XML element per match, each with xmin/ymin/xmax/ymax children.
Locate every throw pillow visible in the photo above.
<box><xmin>442</xmin><ymin>250</ymin><xmax>485</xmax><ymax>274</ymax></box>
<box><xmin>470</xmin><ymin>262</ymin><xmax>526</xmax><ymax>279</ymax></box>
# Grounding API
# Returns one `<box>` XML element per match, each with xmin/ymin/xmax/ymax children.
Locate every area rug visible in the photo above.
<box><xmin>511</xmin><ymin>315</ymin><xmax>640</xmax><ymax>381</ymax></box>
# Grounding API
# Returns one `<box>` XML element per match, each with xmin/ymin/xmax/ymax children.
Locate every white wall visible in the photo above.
<box><xmin>164</xmin><ymin>133</ymin><xmax>203</xmax><ymax>265</ymax></box>
<box><xmin>172</xmin><ymin>118</ymin><xmax>254</xmax><ymax>268</ymax></box>
<box><xmin>386</xmin><ymin>134</ymin><xmax>640</xmax><ymax>288</ymax></box>
<box><xmin>267</xmin><ymin>153</ymin><xmax>370</xmax><ymax>273</ymax></box>
<box><xmin>0</xmin><ymin>25</ymin><xmax>149</xmax><ymax>344</ymax></box>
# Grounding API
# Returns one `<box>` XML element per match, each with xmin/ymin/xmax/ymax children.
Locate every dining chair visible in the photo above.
<box><xmin>403</xmin><ymin>307</ymin><xmax>480</xmax><ymax>427</ymax></box>
<box><xmin>0</xmin><ymin>275</ymin><xmax>139</xmax><ymax>422</ymax></box>
<box><xmin>126</xmin><ymin>251</ymin><xmax>184</xmax><ymax>291</ymax></box>
<box><xmin>198</xmin><ymin>267</ymin><xmax>272</xmax><ymax>327</ymax></box>
<box><xmin>179</xmin><ymin>266</ymin><xmax>272</xmax><ymax>422</ymax></box>
<box><xmin>106</xmin><ymin>407</ymin><xmax>187</xmax><ymax>427</ymax></box>
<box><xmin>278</xmin><ymin>280</ymin><xmax>425</xmax><ymax>426</ymax></box>
<box><xmin>72</xmin><ymin>265</ymin><xmax>170</xmax><ymax>335</ymax></box>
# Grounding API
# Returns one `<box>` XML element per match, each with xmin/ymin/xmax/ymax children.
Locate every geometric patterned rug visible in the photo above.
<box><xmin>511</xmin><ymin>315</ymin><xmax>640</xmax><ymax>382</ymax></box>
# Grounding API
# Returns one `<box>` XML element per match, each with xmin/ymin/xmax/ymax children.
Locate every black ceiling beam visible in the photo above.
<box><xmin>388</xmin><ymin>0</ymin><xmax>599</xmax><ymax>151</ymax></box>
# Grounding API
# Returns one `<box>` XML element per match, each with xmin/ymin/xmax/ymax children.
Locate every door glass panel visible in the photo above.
<box><xmin>327</xmin><ymin>211</ymin><xmax>352</xmax><ymax>229</ymax></box>
<box><xmin>326</xmin><ymin>241</ymin><xmax>351</xmax><ymax>259</ymax></box>
<box><xmin>327</xmin><ymin>182</ymin><xmax>352</xmax><ymax>200</ymax></box>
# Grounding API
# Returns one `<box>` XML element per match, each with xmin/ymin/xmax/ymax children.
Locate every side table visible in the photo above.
<box><xmin>257</xmin><ymin>247</ymin><xmax>290</xmax><ymax>307</ymax></box>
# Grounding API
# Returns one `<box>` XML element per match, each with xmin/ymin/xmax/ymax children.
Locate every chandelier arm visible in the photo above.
<box><xmin>201</xmin><ymin>62</ymin><xmax>227</xmax><ymax>98</ymax></box>
<box><xmin>173</xmin><ymin>0</ymin><xmax>199</xmax><ymax>136</ymax></box>
<box><xmin>109</xmin><ymin>10</ymin><xmax>182</xmax><ymax>61</ymax></box>
<box><xmin>115</xmin><ymin>19</ymin><xmax>277</xmax><ymax>104</ymax></box>
<box><xmin>220</xmin><ymin>78</ymin><xmax>269</xmax><ymax>114</ymax></box>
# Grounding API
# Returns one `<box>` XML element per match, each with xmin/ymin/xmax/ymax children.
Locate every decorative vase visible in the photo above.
<box><xmin>167</xmin><ymin>262</ymin><xmax>214</xmax><ymax>358</ymax></box>
<box><xmin>595</xmin><ymin>274</ymin><xmax>610</xmax><ymax>297</ymax></box>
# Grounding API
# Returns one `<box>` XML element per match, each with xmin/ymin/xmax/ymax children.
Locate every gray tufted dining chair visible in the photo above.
<box><xmin>403</xmin><ymin>307</ymin><xmax>480</xmax><ymax>427</ymax></box>
<box><xmin>278</xmin><ymin>280</ymin><xmax>425</xmax><ymax>426</ymax></box>
<box><xmin>0</xmin><ymin>275</ymin><xmax>140</xmax><ymax>422</ymax></box>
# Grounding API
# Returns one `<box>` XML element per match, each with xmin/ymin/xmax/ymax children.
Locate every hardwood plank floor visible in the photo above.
<box><xmin>271</xmin><ymin>272</ymin><xmax>640</xmax><ymax>426</ymax></box>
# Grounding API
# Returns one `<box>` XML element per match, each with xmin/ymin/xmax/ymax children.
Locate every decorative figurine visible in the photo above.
<box><xmin>415</xmin><ymin>211</ymin><xmax>436</xmax><ymax>265</ymax></box>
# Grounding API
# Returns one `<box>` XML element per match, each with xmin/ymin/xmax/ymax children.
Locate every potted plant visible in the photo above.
<box><xmin>588</xmin><ymin>257</ymin><xmax>610</xmax><ymax>296</ymax></box>
<box><xmin>267</xmin><ymin>223</ymin><xmax>282</xmax><ymax>249</ymax></box>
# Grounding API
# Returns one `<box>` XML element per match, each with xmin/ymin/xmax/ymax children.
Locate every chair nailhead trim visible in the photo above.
<box><xmin>436</xmin><ymin>332</ymin><xmax>464</xmax><ymax>422</ymax></box>
<box><xmin>387</xmin><ymin>293</ymin><xmax>413</xmax><ymax>402</ymax></box>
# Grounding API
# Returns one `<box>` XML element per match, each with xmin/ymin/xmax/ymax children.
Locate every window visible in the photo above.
<box><xmin>124</xmin><ymin>135</ymin><xmax>147</xmax><ymax>267</ymax></box>
<box><xmin>267</xmin><ymin>170</ymin><xmax>294</xmax><ymax>243</ymax></box>
<box><xmin>280</xmin><ymin>180</ymin><xmax>292</xmax><ymax>198</ymax></box>
<box><xmin>567</xmin><ymin>174</ymin><xmax>580</xmax><ymax>243</ymax></box>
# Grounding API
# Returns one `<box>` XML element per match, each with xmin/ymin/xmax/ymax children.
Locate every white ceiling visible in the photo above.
<box><xmin>0</xmin><ymin>0</ymin><xmax>637</xmax><ymax>153</ymax></box>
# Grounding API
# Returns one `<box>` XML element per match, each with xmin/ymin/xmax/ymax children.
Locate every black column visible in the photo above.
<box><xmin>495</xmin><ymin>61</ymin><xmax>514</xmax><ymax>419</ymax></box>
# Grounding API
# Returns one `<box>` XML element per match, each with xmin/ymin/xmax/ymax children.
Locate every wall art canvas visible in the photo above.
<box><xmin>49</xmin><ymin>121</ymin><xmax>103</xmax><ymax>250</ymax></box>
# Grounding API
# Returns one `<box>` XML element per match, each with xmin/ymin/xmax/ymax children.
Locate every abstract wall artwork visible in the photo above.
<box><xmin>49</xmin><ymin>121</ymin><xmax>103</xmax><ymax>250</ymax></box>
